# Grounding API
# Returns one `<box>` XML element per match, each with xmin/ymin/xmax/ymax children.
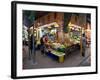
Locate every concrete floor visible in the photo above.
<box><xmin>23</xmin><ymin>46</ymin><xmax>91</xmax><ymax>69</ymax></box>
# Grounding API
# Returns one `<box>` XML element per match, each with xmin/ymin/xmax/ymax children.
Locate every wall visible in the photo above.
<box><xmin>34</xmin><ymin>12</ymin><xmax>63</xmax><ymax>27</ymax></box>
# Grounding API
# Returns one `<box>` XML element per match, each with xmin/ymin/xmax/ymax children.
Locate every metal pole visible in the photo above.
<box><xmin>32</xmin><ymin>24</ymin><xmax>37</xmax><ymax>64</ymax></box>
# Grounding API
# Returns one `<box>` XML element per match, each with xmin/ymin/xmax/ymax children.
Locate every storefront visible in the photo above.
<box><xmin>30</xmin><ymin>21</ymin><xmax>82</xmax><ymax>63</ymax></box>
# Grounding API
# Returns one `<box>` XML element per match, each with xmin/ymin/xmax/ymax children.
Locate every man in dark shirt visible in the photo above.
<box><xmin>82</xmin><ymin>33</ymin><xmax>87</xmax><ymax>57</ymax></box>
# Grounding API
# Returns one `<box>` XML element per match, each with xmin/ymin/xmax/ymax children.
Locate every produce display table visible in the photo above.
<box><xmin>46</xmin><ymin>50</ymin><xmax>65</xmax><ymax>63</ymax></box>
<box><xmin>45</xmin><ymin>42</ymin><xmax>80</xmax><ymax>62</ymax></box>
<box><xmin>51</xmin><ymin>50</ymin><xmax>65</xmax><ymax>62</ymax></box>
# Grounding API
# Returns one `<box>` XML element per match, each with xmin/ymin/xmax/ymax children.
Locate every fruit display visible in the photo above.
<box><xmin>69</xmin><ymin>26</ymin><xmax>81</xmax><ymax>44</ymax></box>
<box><xmin>57</xmin><ymin>48</ymin><xmax>65</xmax><ymax>53</ymax></box>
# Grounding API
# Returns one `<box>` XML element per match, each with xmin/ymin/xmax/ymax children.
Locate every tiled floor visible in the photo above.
<box><xmin>23</xmin><ymin>46</ymin><xmax>91</xmax><ymax>69</ymax></box>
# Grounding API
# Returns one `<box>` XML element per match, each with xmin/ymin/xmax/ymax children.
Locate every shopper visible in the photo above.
<box><xmin>29</xmin><ymin>34</ymin><xmax>34</xmax><ymax>59</ymax></box>
<box><xmin>82</xmin><ymin>33</ymin><xmax>87</xmax><ymax>57</ymax></box>
<box><xmin>40</xmin><ymin>35</ymin><xmax>45</xmax><ymax>55</ymax></box>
